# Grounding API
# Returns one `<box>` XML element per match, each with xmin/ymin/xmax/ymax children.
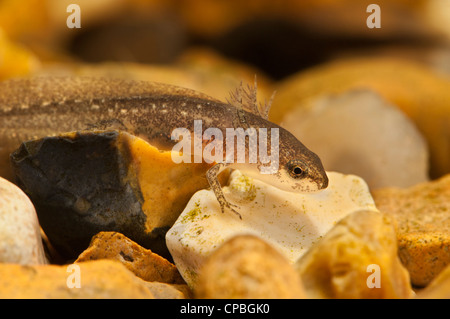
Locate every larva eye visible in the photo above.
<box><xmin>293</xmin><ymin>166</ymin><xmax>304</xmax><ymax>176</ymax></box>
<box><xmin>286</xmin><ymin>160</ymin><xmax>308</xmax><ymax>178</ymax></box>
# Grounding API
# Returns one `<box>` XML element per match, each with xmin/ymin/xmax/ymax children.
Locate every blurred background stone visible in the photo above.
<box><xmin>271</xmin><ymin>58</ymin><xmax>450</xmax><ymax>180</ymax></box>
<box><xmin>0</xmin><ymin>29</ymin><xmax>40</xmax><ymax>81</ymax></box>
<box><xmin>1</xmin><ymin>0</ymin><xmax>449</xmax><ymax>79</ymax></box>
<box><xmin>32</xmin><ymin>48</ymin><xmax>274</xmax><ymax>104</ymax></box>
<box><xmin>280</xmin><ymin>89</ymin><xmax>429</xmax><ymax>189</ymax></box>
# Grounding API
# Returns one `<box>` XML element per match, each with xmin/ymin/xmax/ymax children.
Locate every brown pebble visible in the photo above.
<box><xmin>76</xmin><ymin>231</ymin><xmax>185</xmax><ymax>284</ymax></box>
<box><xmin>195</xmin><ymin>234</ymin><xmax>306</xmax><ymax>299</ymax></box>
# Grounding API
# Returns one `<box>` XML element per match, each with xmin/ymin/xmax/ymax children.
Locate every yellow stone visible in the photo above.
<box><xmin>294</xmin><ymin>211</ymin><xmax>413</xmax><ymax>299</ymax></box>
<box><xmin>124</xmin><ymin>133</ymin><xmax>229</xmax><ymax>233</ymax></box>
<box><xmin>372</xmin><ymin>175</ymin><xmax>450</xmax><ymax>287</ymax></box>
<box><xmin>0</xmin><ymin>0</ymin><xmax>50</xmax><ymax>41</ymax></box>
<box><xmin>145</xmin><ymin>282</ymin><xmax>192</xmax><ymax>299</ymax></box>
<box><xmin>0</xmin><ymin>260</ymin><xmax>154</xmax><ymax>299</ymax></box>
<box><xmin>0</xmin><ymin>28</ymin><xmax>40</xmax><ymax>81</ymax></box>
<box><xmin>416</xmin><ymin>264</ymin><xmax>450</xmax><ymax>299</ymax></box>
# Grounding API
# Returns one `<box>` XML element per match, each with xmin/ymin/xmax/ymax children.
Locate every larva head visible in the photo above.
<box><xmin>269</xmin><ymin>129</ymin><xmax>329</xmax><ymax>193</ymax></box>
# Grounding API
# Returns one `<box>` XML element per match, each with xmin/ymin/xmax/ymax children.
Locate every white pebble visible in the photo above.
<box><xmin>166</xmin><ymin>170</ymin><xmax>378</xmax><ymax>287</ymax></box>
<box><xmin>0</xmin><ymin>177</ymin><xmax>47</xmax><ymax>264</ymax></box>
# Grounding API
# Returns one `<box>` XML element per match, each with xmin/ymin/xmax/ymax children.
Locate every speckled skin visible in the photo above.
<box><xmin>0</xmin><ymin>76</ymin><xmax>327</xmax><ymax>192</ymax></box>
